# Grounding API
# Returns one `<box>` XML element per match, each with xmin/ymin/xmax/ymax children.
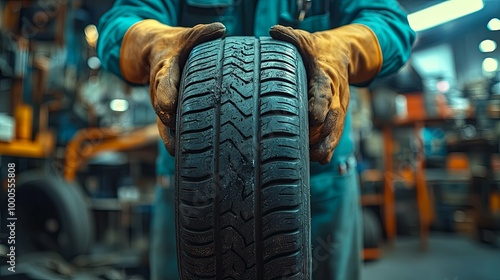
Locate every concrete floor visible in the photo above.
<box><xmin>363</xmin><ymin>234</ymin><xmax>500</xmax><ymax>280</ymax></box>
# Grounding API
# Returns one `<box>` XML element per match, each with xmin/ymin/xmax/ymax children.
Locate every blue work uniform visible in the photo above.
<box><xmin>97</xmin><ymin>1</ymin><xmax>415</xmax><ymax>279</ymax></box>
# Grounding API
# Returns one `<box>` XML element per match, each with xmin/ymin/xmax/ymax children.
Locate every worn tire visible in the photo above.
<box><xmin>175</xmin><ymin>37</ymin><xmax>311</xmax><ymax>280</ymax></box>
<box><xmin>1</xmin><ymin>171</ymin><xmax>94</xmax><ymax>260</ymax></box>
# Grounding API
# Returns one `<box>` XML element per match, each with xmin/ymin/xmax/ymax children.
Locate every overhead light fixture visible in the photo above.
<box><xmin>110</xmin><ymin>99</ymin><xmax>129</xmax><ymax>112</ymax></box>
<box><xmin>85</xmin><ymin>24</ymin><xmax>99</xmax><ymax>47</ymax></box>
<box><xmin>87</xmin><ymin>57</ymin><xmax>101</xmax><ymax>69</ymax></box>
<box><xmin>437</xmin><ymin>80</ymin><xmax>451</xmax><ymax>93</ymax></box>
<box><xmin>482</xmin><ymin>58</ymin><xmax>498</xmax><ymax>73</ymax></box>
<box><xmin>488</xmin><ymin>18</ymin><xmax>500</xmax><ymax>31</ymax></box>
<box><xmin>479</xmin><ymin>40</ymin><xmax>497</xmax><ymax>53</ymax></box>
<box><xmin>408</xmin><ymin>0</ymin><xmax>484</xmax><ymax>32</ymax></box>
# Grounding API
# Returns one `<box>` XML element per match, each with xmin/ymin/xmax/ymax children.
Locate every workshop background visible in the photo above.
<box><xmin>0</xmin><ymin>0</ymin><xmax>499</xmax><ymax>279</ymax></box>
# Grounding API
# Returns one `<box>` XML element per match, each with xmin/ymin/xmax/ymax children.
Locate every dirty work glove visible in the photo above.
<box><xmin>269</xmin><ymin>24</ymin><xmax>382</xmax><ymax>164</ymax></box>
<box><xmin>120</xmin><ymin>20</ymin><xmax>226</xmax><ymax>155</ymax></box>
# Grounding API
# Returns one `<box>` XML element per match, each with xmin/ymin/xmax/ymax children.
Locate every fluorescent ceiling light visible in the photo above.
<box><xmin>408</xmin><ymin>0</ymin><xmax>484</xmax><ymax>32</ymax></box>
<box><xmin>479</xmin><ymin>40</ymin><xmax>497</xmax><ymax>53</ymax></box>
<box><xmin>488</xmin><ymin>18</ymin><xmax>500</xmax><ymax>31</ymax></box>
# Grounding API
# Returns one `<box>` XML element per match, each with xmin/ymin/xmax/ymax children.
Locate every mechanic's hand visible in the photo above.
<box><xmin>269</xmin><ymin>24</ymin><xmax>382</xmax><ymax>164</ymax></box>
<box><xmin>120</xmin><ymin>20</ymin><xmax>226</xmax><ymax>155</ymax></box>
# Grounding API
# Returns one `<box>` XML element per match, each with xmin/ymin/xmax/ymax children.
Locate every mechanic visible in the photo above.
<box><xmin>97</xmin><ymin>1</ymin><xmax>415</xmax><ymax>279</ymax></box>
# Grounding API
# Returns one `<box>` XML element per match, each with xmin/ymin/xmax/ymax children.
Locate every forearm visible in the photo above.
<box><xmin>96</xmin><ymin>0</ymin><xmax>179</xmax><ymax>79</ymax></box>
<box><xmin>333</xmin><ymin>0</ymin><xmax>416</xmax><ymax>79</ymax></box>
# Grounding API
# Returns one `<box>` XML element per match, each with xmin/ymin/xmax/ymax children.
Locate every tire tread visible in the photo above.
<box><xmin>176</xmin><ymin>37</ymin><xmax>310</xmax><ymax>280</ymax></box>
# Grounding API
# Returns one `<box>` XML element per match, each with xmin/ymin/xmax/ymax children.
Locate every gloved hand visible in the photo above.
<box><xmin>120</xmin><ymin>20</ymin><xmax>226</xmax><ymax>155</ymax></box>
<box><xmin>270</xmin><ymin>24</ymin><xmax>382</xmax><ymax>164</ymax></box>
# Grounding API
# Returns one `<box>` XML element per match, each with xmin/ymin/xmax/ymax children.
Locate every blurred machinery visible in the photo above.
<box><xmin>362</xmin><ymin>59</ymin><xmax>500</xmax><ymax>249</ymax></box>
<box><xmin>1</xmin><ymin>1</ymin><xmax>158</xmax><ymax>279</ymax></box>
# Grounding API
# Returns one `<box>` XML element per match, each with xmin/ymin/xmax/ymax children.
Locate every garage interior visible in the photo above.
<box><xmin>1</xmin><ymin>0</ymin><xmax>499</xmax><ymax>279</ymax></box>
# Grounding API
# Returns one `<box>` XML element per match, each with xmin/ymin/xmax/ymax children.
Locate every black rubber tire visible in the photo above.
<box><xmin>362</xmin><ymin>208</ymin><xmax>382</xmax><ymax>249</ymax></box>
<box><xmin>175</xmin><ymin>37</ymin><xmax>311</xmax><ymax>280</ymax></box>
<box><xmin>1</xmin><ymin>171</ymin><xmax>94</xmax><ymax>260</ymax></box>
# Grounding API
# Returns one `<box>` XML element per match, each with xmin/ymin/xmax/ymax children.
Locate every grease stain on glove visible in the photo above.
<box><xmin>269</xmin><ymin>24</ymin><xmax>382</xmax><ymax>164</ymax></box>
<box><xmin>120</xmin><ymin>20</ymin><xmax>226</xmax><ymax>155</ymax></box>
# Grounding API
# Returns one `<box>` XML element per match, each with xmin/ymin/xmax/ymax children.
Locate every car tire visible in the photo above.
<box><xmin>2</xmin><ymin>171</ymin><xmax>94</xmax><ymax>260</ymax></box>
<box><xmin>175</xmin><ymin>37</ymin><xmax>311</xmax><ymax>280</ymax></box>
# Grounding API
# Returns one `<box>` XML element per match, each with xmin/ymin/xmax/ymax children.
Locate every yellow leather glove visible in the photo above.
<box><xmin>269</xmin><ymin>24</ymin><xmax>382</xmax><ymax>164</ymax></box>
<box><xmin>120</xmin><ymin>20</ymin><xmax>226</xmax><ymax>155</ymax></box>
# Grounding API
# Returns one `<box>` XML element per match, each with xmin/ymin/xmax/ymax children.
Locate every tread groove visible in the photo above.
<box><xmin>261</xmin><ymin>131</ymin><xmax>297</xmax><ymax>139</ymax></box>
<box><xmin>183</xmin><ymin>75</ymin><xmax>216</xmax><ymax>89</ymax></box>
<box><xmin>261</xmin><ymin>157</ymin><xmax>300</xmax><ymax>165</ymax></box>
<box><xmin>221</xmin><ymin>98</ymin><xmax>253</xmax><ymax>117</ymax></box>
<box><xmin>254</xmin><ymin>37</ymin><xmax>263</xmax><ymax>280</ymax></box>
<box><xmin>223</xmin><ymin>60</ymin><xmax>254</xmax><ymax>74</ymax></box>
<box><xmin>180</xmin><ymin>174</ymin><xmax>212</xmax><ymax>183</ymax></box>
<box><xmin>185</xmin><ymin>62</ymin><xmax>217</xmax><ymax>76</ymax></box>
<box><xmin>264</xmin><ymin>249</ymin><xmax>301</xmax><ymax>264</ymax></box>
<box><xmin>261</xmin><ymin>76</ymin><xmax>297</xmax><ymax>85</ymax></box>
<box><xmin>181</xmin><ymin>105</ymin><xmax>212</xmax><ymax>117</ymax></box>
<box><xmin>180</xmin><ymin>125</ymin><xmax>214</xmax><ymax>135</ymax></box>
<box><xmin>214</xmin><ymin>38</ymin><xmax>224</xmax><ymax>278</ymax></box>
<box><xmin>260</xmin><ymin>109</ymin><xmax>298</xmax><ymax>118</ymax></box>
<box><xmin>262</xmin><ymin>205</ymin><xmax>301</xmax><ymax>217</ymax></box>
<box><xmin>261</xmin><ymin>179</ymin><xmax>301</xmax><ymax>190</ymax></box>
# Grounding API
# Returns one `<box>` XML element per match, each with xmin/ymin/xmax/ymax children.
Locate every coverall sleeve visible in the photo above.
<box><xmin>96</xmin><ymin>0</ymin><xmax>179</xmax><ymax>78</ymax></box>
<box><xmin>331</xmin><ymin>0</ymin><xmax>416</xmax><ymax>78</ymax></box>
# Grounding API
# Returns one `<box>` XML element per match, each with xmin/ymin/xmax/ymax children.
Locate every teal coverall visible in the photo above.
<box><xmin>97</xmin><ymin>1</ymin><xmax>415</xmax><ymax>279</ymax></box>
